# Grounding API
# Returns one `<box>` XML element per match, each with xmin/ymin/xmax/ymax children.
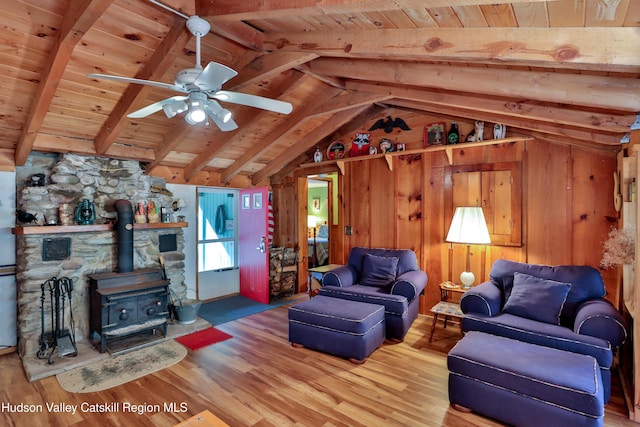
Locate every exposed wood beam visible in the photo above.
<box><xmin>219</xmin><ymin>84</ymin><xmax>342</xmax><ymax>183</ymax></box>
<box><xmin>33</xmin><ymin>134</ymin><xmax>156</xmax><ymax>161</ymax></box>
<box><xmin>308</xmin><ymin>58</ymin><xmax>640</xmax><ymax>112</ymax></box>
<box><xmin>144</xmin><ymin>121</ymin><xmax>193</xmax><ymax>172</ymax></box>
<box><xmin>346</xmin><ymin>81</ymin><xmax>634</xmax><ymax>134</ymax></box>
<box><xmin>94</xmin><ymin>19</ymin><xmax>191</xmax><ymax>155</ymax></box>
<box><xmin>206</xmin><ymin>20</ymin><xmax>264</xmax><ymax>51</ymax></box>
<box><xmin>522</xmin><ymin>131</ymin><xmax>621</xmax><ymax>154</ymax></box>
<box><xmin>209</xmin><ymin>0</ymin><xmax>552</xmax><ymax>21</ymax></box>
<box><xmin>295</xmin><ymin>64</ymin><xmax>346</xmax><ymax>89</ymax></box>
<box><xmin>264</xmin><ymin>27</ymin><xmax>640</xmax><ymax>72</ymax></box>
<box><xmin>251</xmin><ymin>105</ymin><xmax>369</xmax><ymax>184</ymax></box>
<box><xmin>182</xmin><ymin>121</ymin><xmax>243</xmax><ymax>181</ymax></box>
<box><xmin>281</xmin><ymin>106</ymin><xmax>383</xmax><ymax>181</ymax></box>
<box><xmin>228</xmin><ymin>52</ymin><xmax>318</xmax><ymax>90</ymax></box>
<box><xmin>221</xmin><ymin>87</ymin><xmax>387</xmax><ymax>183</ymax></box>
<box><xmin>389</xmin><ymin>98</ymin><xmax>621</xmax><ymax>146</ymax></box>
<box><xmin>306</xmin><ymin>90</ymin><xmax>391</xmax><ymax>119</ymax></box>
<box><xmin>14</xmin><ymin>0</ymin><xmax>113</xmax><ymax>166</ymax></box>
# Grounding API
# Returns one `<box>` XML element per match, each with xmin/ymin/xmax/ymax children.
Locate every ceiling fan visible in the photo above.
<box><xmin>87</xmin><ymin>15</ymin><xmax>292</xmax><ymax>131</ymax></box>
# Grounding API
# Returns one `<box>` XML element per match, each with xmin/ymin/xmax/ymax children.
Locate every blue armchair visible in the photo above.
<box><xmin>460</xmin><ymin>259</ymin><xmax>627</xmax><ymax>402</ymax></box>
<box><xmin>319</xmin><ymin>247</ymin><xmax>428</xmax><ymax>341</ymax></box>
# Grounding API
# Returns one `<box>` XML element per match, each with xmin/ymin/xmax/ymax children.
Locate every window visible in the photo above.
<box><xmin>450</xmin><ymin>162</ymin><xmax>522</xmax><ymax>247</ymax></box>
<box><xmin>197</xmin><ymin>189</ymin><xmax>237</xmax><ymax>272</ymax></box>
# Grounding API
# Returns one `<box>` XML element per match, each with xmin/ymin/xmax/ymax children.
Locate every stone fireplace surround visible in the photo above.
<box><xmin>14</xmin><ymin>153</ymin><xmax>189</xmax><ymax>379</ymax></box>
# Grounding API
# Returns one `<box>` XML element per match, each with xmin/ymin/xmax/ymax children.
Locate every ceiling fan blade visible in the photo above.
<box><xmin>87</xmin><ymin>73</ymin><xmax>187</xmax><ymax>94</ymax></box>
<box><xmin>127</xmin><ymin>96</ymin><xmax>188</xmax><ymax>118</ymax></box>
<box><xmin>212</xmin><ymin>91</ymin><xmax>293</xmax><ymax>115</ymax></box>
<box><xmin>204</xmin><ymin>102</ymin><xmax>238</xmax><ymax>132</ymax></box>
<box><xmin>193</xmin><ymin>62</ymin><xmax>238</xmax><ymax>92</ymax></box>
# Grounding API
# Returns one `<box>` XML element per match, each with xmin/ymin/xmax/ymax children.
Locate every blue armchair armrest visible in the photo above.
<box><xmin>574</xmin><ymin>299</ymin><xmax>628</xmax><ymax>348</ymax></box>
<box><xmin>460</xmin><ymin>281</ymin><xmax>503</xmax><ymax>317</ymax></box>
<box><xmin>323</xmin><ymin>265</ymin><xmax>357</xmax><ymax>288</ymax></box>
<box><xmin>391</xmin><ymin>270</ymin><xmax>428</xmax><ymax>302</ymax></box>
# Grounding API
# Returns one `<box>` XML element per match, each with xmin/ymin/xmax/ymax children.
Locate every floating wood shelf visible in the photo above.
<box><xmin>299</xmin><ymin>137</ymin><xmax>532</xmax><ymax>174</ymax></box>
<box><xmin>12</xmin><ymin>222</ymin><xmax>188</xmax><ymax>235</ymax></box>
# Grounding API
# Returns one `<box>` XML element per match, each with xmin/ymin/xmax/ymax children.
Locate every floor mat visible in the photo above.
<box><xmin>198</xmin><ymin>295</ymin><xmax>293</xmax><ymax>325</ymax></box>
<box><xmin>175</xmin><ymin>327</ymin><xmax>232</xmax><ymax>351</ymax></box>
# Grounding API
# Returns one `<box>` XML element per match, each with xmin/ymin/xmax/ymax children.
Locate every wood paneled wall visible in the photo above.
<box><xmin>274</xmin><ymin>130</ymin><xmax>619</xmax><ymax>314</ymax></box>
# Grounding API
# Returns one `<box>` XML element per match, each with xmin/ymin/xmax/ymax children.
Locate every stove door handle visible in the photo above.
<box><xmin>106</xmin><ymin>288</ymin><xmax>167</xmax><ymax>301</ymax></box>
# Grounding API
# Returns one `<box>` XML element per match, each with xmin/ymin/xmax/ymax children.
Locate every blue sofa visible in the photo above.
<box><xmin>319</xmin><ymin>247</ymin><xmax>428</xmax><ymax>341</ymax></box>
<box><xmin>460</xmin><ymin>259</ymin><xmax>627</xmax><ymax>403</ymax></box>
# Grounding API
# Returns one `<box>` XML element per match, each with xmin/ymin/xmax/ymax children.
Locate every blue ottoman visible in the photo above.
<box><xmin>448</xmin><ymin>331</ymin><xmax>604</xmax><ymax>427</ymax></box>
<box><xmin>288</xmin><ymin>296</ymin><xmax>385</xmax><ymax>363</ymax></box>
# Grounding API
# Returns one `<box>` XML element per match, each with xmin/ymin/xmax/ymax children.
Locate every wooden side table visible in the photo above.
<box><xmin>307</xmin><ymin>264</ymin><xmax>342</xmax><ymax>297</ymax></box>
<box><xmin>429</xmin><ymin>281</ymin><xmax>467</xmax><ymax>342</ymax></box>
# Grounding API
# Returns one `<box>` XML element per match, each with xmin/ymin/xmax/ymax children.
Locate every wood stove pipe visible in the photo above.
<box><xmin>114</xmin><ymin>199</ymin><xmax>134</xmax><ymax>273</ymax></box>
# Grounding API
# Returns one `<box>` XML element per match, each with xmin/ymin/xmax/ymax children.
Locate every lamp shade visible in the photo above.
<box><xmin>307</xmin><ymin>215</ymin><xmax>317</xmax><ymax>228</ymax></box>
<box><xmin>446</xmin><ymin>207</ymin><xmax>491</xmax><ymax>245</ymax></box>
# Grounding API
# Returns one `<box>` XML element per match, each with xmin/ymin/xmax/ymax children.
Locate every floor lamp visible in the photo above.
<box><xmin>446</xmin><ymin>207</ymin><xmax>491</xmax><ymax>288</ymax></box>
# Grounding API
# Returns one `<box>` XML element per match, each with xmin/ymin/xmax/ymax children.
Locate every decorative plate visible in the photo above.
<box><xmin>327</xmin><ymin>141</ymin><xmax>346</xmax><ymax>160</ymax></box>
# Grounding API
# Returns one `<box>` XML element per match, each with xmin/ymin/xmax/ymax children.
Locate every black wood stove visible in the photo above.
<box><xmin>88</xmin><ymin>199</ymin><xmax>169</xmax><ymax>353</ymax></box>
<box><xmin>89</xmin><ymin>268</ymin><xmax>169</xmax><ymax>353</ymax></box>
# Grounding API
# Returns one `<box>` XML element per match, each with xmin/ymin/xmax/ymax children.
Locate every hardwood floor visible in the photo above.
<box><xmin>0</xmin><ymin>295</ymin><xmax>637</xmax><ymax>427</ymax></box>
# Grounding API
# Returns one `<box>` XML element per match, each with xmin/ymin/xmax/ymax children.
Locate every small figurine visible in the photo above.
<box><xmin>313</xmin><ymin>147</ymin><xmax>323</xmax><ymax>163</ymax></box>
<box><xmin>147</xmin><ymin>201</ymin><xmax>160</xmax><ymax>223</ymax></box>
<box><xmin>349</xmin><ymin>133</ymin><xmax>371</xmax><ymax>157</ymax></box>
<box><xmin>135</xmin><ymin>201</ymin><xmax>147</xmax><ymax>224</ymax></box>
<box><xmin>474</xmin><ymin>121</ymin><xmax>484</xmax><ymax>142</ymax></box>
<box><xmin>379</xmin><ymin>138</ymin><xmax>393</xmax><ymax>153</ymax></box>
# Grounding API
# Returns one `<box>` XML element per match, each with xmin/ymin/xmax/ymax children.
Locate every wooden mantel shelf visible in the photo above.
<box><xmin>299</xmin><ymin>137</ymin><xmax>532</xmax><ymax>174</ymax></box>
<box><xmin>12</xmin><ymin>222</ymin><xmax>188</xmax><ymax>235</ymax></box>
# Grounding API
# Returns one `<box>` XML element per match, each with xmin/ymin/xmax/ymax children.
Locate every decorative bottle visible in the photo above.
<box><xmin>447</xmin><ymin>122</ymin><xmax>460</xmax><ymax>145</ymax></box>
<box><xmin>313</xmin><ymin>147</ymin><xmax>323</xmax><ymax>163</ymax></box>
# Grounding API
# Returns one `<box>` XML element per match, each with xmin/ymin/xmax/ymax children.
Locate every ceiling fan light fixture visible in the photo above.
<box><xmin>162</xmin><ymin>101</ymin><xmax>188</xmax><ymax>118</ymax></box>
<box><xmin>184</xmin><ymin>96</ymin><xmax>207</xmax><ymax>124</ymax></box>
<box><xmin>219</xmin><ymin>109</ymin><xmax>232</xmax><ymax>123</ymax></box>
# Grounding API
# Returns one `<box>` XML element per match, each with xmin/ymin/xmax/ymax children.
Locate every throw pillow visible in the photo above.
<box><xmin>503</xmin><ymin>272</ymin><xmax>571</xmax><ymax>325</ymax></box>
<box><xmin>360</xmin><ymin>253</ymin><xmax>399</xmax><ymax>288</ymax></box>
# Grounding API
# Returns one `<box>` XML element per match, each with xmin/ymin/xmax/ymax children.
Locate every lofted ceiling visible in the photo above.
<box><xmin>1</xmin><ymin>0</ymin><xmax>639</xmax><ymax>186</ymax></box>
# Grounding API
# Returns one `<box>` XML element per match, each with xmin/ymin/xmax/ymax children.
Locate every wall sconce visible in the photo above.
<box><xmin>172</xmin><ymin>199</ymin><xmax>187</xmax><ymax>212</ymax></box>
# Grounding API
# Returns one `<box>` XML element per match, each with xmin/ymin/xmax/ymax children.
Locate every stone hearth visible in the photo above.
<box><xmin>14</xmin><ymin>153</ymin><xmax>188</xmax><ymax>368</ymax></box>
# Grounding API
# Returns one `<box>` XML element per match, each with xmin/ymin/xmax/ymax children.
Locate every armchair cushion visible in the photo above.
<box><xmin>503</xmin><ymin>272</ymin><xmax>571</xmax><ymax>325</ymax></box>
<box><xmin>489</xmin><ymin>259</ymin><xmax>605</xmax><ymax>324</ymax></box>
<box><xmin>360</xmin><ymin>253</ymin><xmax>398</xmax><ymax>288</ymax></box>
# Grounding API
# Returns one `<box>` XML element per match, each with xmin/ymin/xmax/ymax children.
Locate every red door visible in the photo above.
<box><xmin>238</xmin><ymin>187</ymin><xmax>270</xmax><ymax>304</ymax></box>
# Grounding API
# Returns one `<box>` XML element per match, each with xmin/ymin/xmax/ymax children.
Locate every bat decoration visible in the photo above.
<box><xmin>368</xmin><ymin>116</ymin><xmax>411</xmax><ymax>133</ymax></box>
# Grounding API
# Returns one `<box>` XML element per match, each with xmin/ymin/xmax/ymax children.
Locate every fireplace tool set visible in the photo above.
<box><xmin>38</xmin><ymin>276</ymin><xmax>77</xmax><ymax>364</ymax></box>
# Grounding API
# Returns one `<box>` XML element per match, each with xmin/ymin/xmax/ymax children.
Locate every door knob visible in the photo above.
<box><xmin>256</xmin><ymin>236</ymin><xmax>266</xmax><ymax>253</ymax></box>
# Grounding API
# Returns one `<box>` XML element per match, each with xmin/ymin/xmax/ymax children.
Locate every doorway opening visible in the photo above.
<box><xmin>307</xmin><ymin>177</ymin><xmax>331</xmax><ymax>268</ymax></box>
<box><xmin>196</xmin><ymin>188</ymin><xmax>239</xmax><ymax>301</ymax></box>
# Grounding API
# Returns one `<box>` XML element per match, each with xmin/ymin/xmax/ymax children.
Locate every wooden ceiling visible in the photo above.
<box><xmin>2</xmin><ymin>0</ymin><xmax>639</xmax><ymax>185</ymax></box>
